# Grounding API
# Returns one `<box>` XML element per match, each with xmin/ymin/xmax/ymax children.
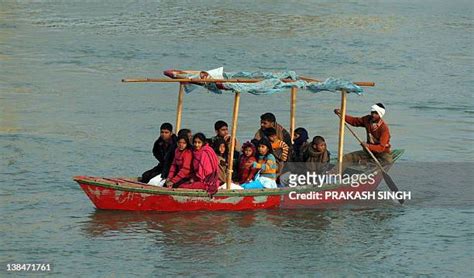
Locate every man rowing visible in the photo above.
<box><xmin>334</xmin><ymin>103</ymin><xmax>393</xmax><ymax>165</ymax></box>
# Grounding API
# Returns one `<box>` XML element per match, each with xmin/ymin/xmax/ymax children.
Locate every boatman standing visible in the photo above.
<box><xmin>334</xmin><ymin>103</ymin><xmax>393</xmax><ymax>165</ymax></box>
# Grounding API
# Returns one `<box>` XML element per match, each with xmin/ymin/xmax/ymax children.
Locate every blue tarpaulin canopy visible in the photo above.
<box><xmin>181</xmin><ymin>70</ymin><xmax>364</xmax><ymax>95</ymax></box>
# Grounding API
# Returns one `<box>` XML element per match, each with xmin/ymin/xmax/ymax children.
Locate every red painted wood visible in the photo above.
<box><xmin>76</xmin><ymin>173</ymin><xmax>383</xmax><ymax>211</ymax></box>
<box><xmin>79</xmin><ymin>183</ymin><xmax>281</xmax><ymax>211</ymax></box>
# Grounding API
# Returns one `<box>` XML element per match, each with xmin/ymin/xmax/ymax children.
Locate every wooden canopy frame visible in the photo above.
<box><xmin>122</xmin><ymin>74</ymin><xmax>375</xmax><ymax>188</ymax></box>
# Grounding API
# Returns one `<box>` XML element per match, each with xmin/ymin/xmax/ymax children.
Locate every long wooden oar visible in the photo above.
<box><xmin>338</xmin><ymin>115</ymin><xmax>404</xmax><ymax>204</ymax></box>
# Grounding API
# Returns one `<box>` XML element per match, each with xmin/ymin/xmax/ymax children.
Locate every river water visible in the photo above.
<box><xmin>1</xmin><ymin>0</ymin><xmax>473</xmax><ymax>276</ymax></box>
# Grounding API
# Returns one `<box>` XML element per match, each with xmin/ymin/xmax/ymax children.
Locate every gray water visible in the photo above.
<box><xmin>1</xmin><ymin>0</ymin><xmax>473</xmax><ymax>276</ymax></box>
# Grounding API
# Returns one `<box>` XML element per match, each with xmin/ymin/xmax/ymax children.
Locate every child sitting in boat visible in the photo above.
<box><xmin>165</xmin><ymin>134</ymin><xmax>193</xmax><ymax>188</ymax></box>
<box><xmin>179</xmin><ymin>133</ymin><xmax>221</xmax><ymax>195</ymax></box>
<box><xmin>265</xmin><ymin>127</ymin><xmax>289</xmax><ymax>173</ymax></box>
<box><xmin>302</xmin><ymin>136</ymin><xmax>331</xmax><ymax>174</ymax></box>
<box><xmin>212</xmin><ymin>137</ymin><xmax>228</xmax><ymax>185</ymax></box>
<box><xmin>238</xmin><ymin>141</ymin><xmax>258</xmax><ymax>184</ymax></box>
<box><xmin>241</xmin><ymin>139</ymin><xmax>278</xmax><ymax>189</ymax></box>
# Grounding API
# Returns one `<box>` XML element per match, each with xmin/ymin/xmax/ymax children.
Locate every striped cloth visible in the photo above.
<box><xmin>253</xmin><ymin>154</ymin><xmax>278</xmax><ymax>180</ymax></box>
<box><xmin>271</xmin><ymin>139</ymin><xmax>289</xmax><ymax>162</ymax></box>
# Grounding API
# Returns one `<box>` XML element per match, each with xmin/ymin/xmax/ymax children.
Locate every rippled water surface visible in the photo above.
<box><xmin>1</xmin><ymin>0</ymin><xmax>473</xmax><ymax>276</ymax></box>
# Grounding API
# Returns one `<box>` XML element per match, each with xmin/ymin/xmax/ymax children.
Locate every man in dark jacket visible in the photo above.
<box><xmin>141</xmin><ymin>123</ymin><xmax>177</xmax><ymax>183</ymax></box>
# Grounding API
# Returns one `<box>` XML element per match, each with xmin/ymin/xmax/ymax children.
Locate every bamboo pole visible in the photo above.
<box><xmin>226</xmin><ymin>91</ymin><xmax>241</xmax><ymax>189</ymax></box>
<box><xmin>175</xmin><ymin>83</ymin><xmax>185</xmax><ymax>132</ymax></box>
<box><xmin>122</xmin><ymin>78</ymin><xmax>375</xmax><ymax>87</ymax></box>
<box><xmin>337</xmin><ymin>90</ymin><xmax>348</xmax><ymax>174</ymax></box>
<box><xmin>300</xmin><ymin>76</ymin><xmax>375</xmax><ymax>87</ymax></box>
<box><xmin>290</xmin><ymin>87</ymin><xmax>297</xmax><ymax>142</ymax></box>
<box><xmin>123</xmin><ymin>78</ymin><xmax>264</xmax><ymax>83</ymax></box>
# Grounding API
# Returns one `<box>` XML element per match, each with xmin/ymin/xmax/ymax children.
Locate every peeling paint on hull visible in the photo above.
<box><xmin>80</xmin><ymin>184</ymin><xmax>281</xmax><ymax>211</ymax></box>
<box><xmin>76</xmin><ymin>174</ymin><xmax>383</xmax><ymax>211</ymax></box>
<box><xmin>253</xmin><ymin>196</ymin><xmax>268</xmax><ymax>204</ymax></box>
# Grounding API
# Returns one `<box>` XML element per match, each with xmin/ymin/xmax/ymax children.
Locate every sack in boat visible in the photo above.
<box><xmin>148</xmin><ymin>174</ymin><xmax>166</xmax><ymax>187</ymax></box>
<box><xmin>241</xmin><ymin>176</ymin><xmax>277</xmax><ymax>189</ymax></box>
<box><xmin>200</xmin><ymin>67</ymin><xmax>224</xmax><ymax>79</ymax></box>
<box><xmin>187</xmin><ymin>67</ymin><xmax>224</xmax><ymax>93</ymax></box>
<box><xmin>219</xmin><ymin>183</ymin><xmax>244</xmax><ymax>190</ymax></box>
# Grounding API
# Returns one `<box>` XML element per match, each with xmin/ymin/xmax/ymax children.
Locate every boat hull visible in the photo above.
<box><xmin>74</xmin><ymin>149</ymin><xmax>407</xmax><ymax>211</ymax></box>
<box><xmin>75</xmin><ymin>174</ymin><xmax>383</xmax><ymax>211</ymax></box>
<box><xmin>79</xmin><ymin>183</ymin><xmax>281</xmax><ymax>211</ymax></box>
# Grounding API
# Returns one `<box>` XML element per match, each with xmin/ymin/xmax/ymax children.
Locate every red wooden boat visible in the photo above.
<box><xmin>74</xmin><ymin>150</ymin><xmax>403</xmax><ymax>211</ymax></box>
<box><xmin>75</xmin><ymin>69</ymin><xmax>404</xmax><ymax>211</ymax></box>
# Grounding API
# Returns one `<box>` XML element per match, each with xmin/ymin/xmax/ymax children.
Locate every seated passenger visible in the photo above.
<box><xmin>238</xmin><ymin>141</ymin><xmax>258</xmax><ymax>184</ymax></box>
<box><xmin>291</xmin><ymin>127</ymin><xmax>309</xmax><ymax>162</ymax></box>
<box><xmin>241</xmin><ymin>139</ymin><xmax>278</xmax><ymax>189</ymax></box>
<box><xmin>141</xmin><ymin>123</ymin><xmax>177</xmax><ymax>184</ymax></box>
<box><xmin>180</xmin><ymin>133</ymin><xmax>221</xmax><ymax>195</ymax></box>
<box><xmin>209</xmin><ymin>120</ymin><xmax>241</xmax><ymax>151</ymax></box>
<box><xmin>265</xmin><ymin>127</ymin><xmax>289</xmax><ymax>173</ymax></box>
<box><xmin>253</xmin><ymin>112</ymin><xmax>292</xmax><ymax>148</ymax></box>
<box><xmin>178</xmin><ymin>128</ymin><xmax>193</xmax><ymax>144</ymax></box>
<box><xmin>212</xmin><ymin>137</ymin><xmax>228</xmax><ymax>185</ymax></box>
<box><xmin>165</xmin><ymin>134</ymin><xmax>193</xmax><ymax>188</ymax></box>
<box><xmin>302</xmin><ymin>136</ymin><xmax>331</xmax><ymax>174</ymax></box>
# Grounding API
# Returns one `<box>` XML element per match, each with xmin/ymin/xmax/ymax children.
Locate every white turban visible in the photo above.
<box><xmin>371</xmin><ymin>104</ymin><xmax>385</xmax><ymax>118</ymax></box>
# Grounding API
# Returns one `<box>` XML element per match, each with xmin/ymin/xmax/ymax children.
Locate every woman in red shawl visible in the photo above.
<box><xmin>180</xmin><ymin>133</ymin><xmax>221</xmax><ymax>195</ymax></box>
<box><xmin>165</xmin><ymin>134</ymin><xmax>193</xmax><ymax>188</ymax></box>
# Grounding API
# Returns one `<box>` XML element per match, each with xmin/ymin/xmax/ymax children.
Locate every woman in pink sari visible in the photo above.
<box><xmin>180</xmin><ymin>133</ymin><xmax>221</xmax><ymax>195</ymax></box>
